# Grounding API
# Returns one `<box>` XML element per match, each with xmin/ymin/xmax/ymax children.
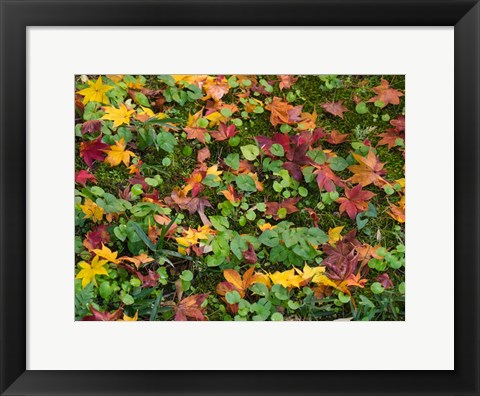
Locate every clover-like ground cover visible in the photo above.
<box><xmin>75</xmin><ymin>74</ymin><xmax>405</xmax><ymax>321</ymax></box>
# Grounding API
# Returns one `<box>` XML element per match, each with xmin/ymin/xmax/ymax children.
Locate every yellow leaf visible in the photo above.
<box><xmin>328</xmin><ymin>226</ymin><xmax>344</xmax><ymax>244</ymax></box>
<box><xmin>75</xmin><ymin>255</ymin><xmax>109</xmax><ymax>288</ymax></box>
<box><xmin>205</xmin><ymin>111</ymin><xmax>226</xmax><ymax>127</ymax></box>
<box><xmin>258</xmin><ymin>223</ymin><xmax>276</xmax><ymax>232</ymax></box>
<box><xmin>269</xmin><ymin>269</ymin><xmax>303</xmax><ymax>288</ymax></box>
<box><xmin>103</xmin><ymin>138</ymin><xmax>135</xmax><ymax>167</ymax></box>
<box><xmin>80</xmin><ymin>198</ymin><xmax>104</xmax><ymax>223</ymax></box>
<box><xmin>296</xmin><ymin>264</ymin><xmax>325</xmax><ymax>281</ymax></box>
<box><xmin>101</xmin><ymin>103</ymin><xmax>135</xmax><ymax>128</ymax></box>
<box><xmin>77</xmin><ymin>76</ymin><xmax>113</xmax><ymax>105</ymax></box>
<box><xmin>206</xmin><ymin>165</ymin><xmax>223</xmax><ymax>181</ymax></box>
<box><xmin>119</xmin><ymin>310</ymin><xmax>138</xmax><ymax>321</ymax></box>
<box><xmin>93</xmin><ymin>243</ymin><xmax>119</xmax><ymax>264</ymax></box>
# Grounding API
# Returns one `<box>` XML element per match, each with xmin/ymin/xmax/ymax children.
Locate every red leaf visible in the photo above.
<box><xmin>321</xmin><ymin>230</ymin><xmax>360</xmax><ymax>281</ymax></box>
<box><xmin>83</xmin><ymin>224</ymin><xmax>110</xmax><ymax>251</ymax></box>
<box><xmin>75</xmin><ymin>170</ymin><xmax>97</xmax><ymax>187</ymax></box>
<box><xmin>377</xmin><ymin>273</ymin><xmax>394</xmax><ymax>289</ymax></box>
<box><xmin>174</xmin><ymin>294</ymin><xmax>209</xmax><ymax>321</ymax></box>
<box><xmin>243</xmin><ymin>242</ymin><xmax>258</xmax><ymax>264</ymax></box>
<box><xmin>81</xmin><ymin>119</ymin><xmax>102</xmax><ymax>135</ymax></box>
<box><xmin>129</xmin><ymin>174</ymin><xmax>149</xmax><ymax>191</ymax></box>
<box><xmin>265</xmin><ymin>198</ymin><xmax>300</xmax><ymax>220</ymax></box>
<box><xmin>278</xmin><ymin>75</ymin><xmax>298</xmax><ymax>91</ymax></box>
<box><xmin>184</xmin><ymin>126</ymin><xmax>208</xmax><ymax>144</ymax></box>
<box><xmin>79</xmin><ymin>136</ymin><xmax>109</xmax><ymax>168</ymax></box>
<box><xmin>82</xmin><ymin>305</ymin><xmax>123</xmax><ymax>321</ymax></box>
<box><xmin>368</xmin><ymin>79</ymin><xmax>404</xmax><ymax>107</ymax></box>
<box><xmin>312</xmin><ymin>164</ymin><xmax>345</xmax><ymax>192</ymax></box>
<box><xmin>197</xmin><ymin>147</ymin><xmax>211</xmax><ymax>163</ymax></box>
<box><xmin>337</xmin><ymin>184</ymin><xmax>375</xmax><ymax>220</ymax></box>
<box><xmin>321</xmin><ymin>101</ymin><xmax>349</xmax><ymax>119</ymax></box>
<box><xmin>210</xmin><ymin>123</ymin><xmax>237</xmax><ymax>141</ymax></box>
<box><xmin>137</xmin><ymin>270</ymin><xmax>160</xmax><ymax>288</ymax></box>
<box><xmin>325</xmin><ymin>130</ymin><xmax>349</xmax><ymax>145</ymax></box>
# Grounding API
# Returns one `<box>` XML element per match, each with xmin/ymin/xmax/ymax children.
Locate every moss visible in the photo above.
<box><xmin>93</xmin><ymin>162</ymin><xmax>130</xmax><ymax>194</ymax></box>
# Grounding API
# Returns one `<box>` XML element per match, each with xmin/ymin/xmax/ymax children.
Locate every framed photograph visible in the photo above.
<box><xmin>1</xmin><ymin>0</ymin><xmax>478</xmax><ymax>395</ymax></box>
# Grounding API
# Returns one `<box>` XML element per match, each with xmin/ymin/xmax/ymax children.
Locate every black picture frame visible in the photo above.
<box><xmin>1</xmin><ymin>1</ymin><xmax>478</xmax><ymax>395</ymax></box>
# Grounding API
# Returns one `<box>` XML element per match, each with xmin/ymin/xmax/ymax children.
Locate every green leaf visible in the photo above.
<box><xmin>121</xmin><ymin>293</ymin><xmax>135</xmax><ymax>305</ymax></box>
<box><xmin>225</xmin><ymin>153</ymin><xmax>240</xmax><ymax>170</ymax></box>
<box><xmin>277</xmin><ymin>208</ymin><xmax>287</xmax><ymax>219</ymax></box>
<box><xmin>180</xmin><ymin>270</ymin><xmax>193</xmax><ymax>282</ymax></box>
<box><xmin>149</xmin><ymin>290</ymin><xmax>163</xmax><ymax>321</ymax></box>
<box><xmin>99</xmin><ymin>282</ymin><xmax>112</xmax><ymax>299</ymax></box>
<box><xmin>328</xmin><ymin>156</ymin><xmax>349</xmax><ymax>171</ymax></box>
<box><xmin>270</xmin><ymin>144</ymin><xmax>285</xmax><ymax>157</ymax></box>
<box><xmin>307</xmin><ymin>149</ymin><xmax>326</xmax><ymax>164</ymax></box>
<box><xmin>240</xmin><ymin>144</ymin><xmax>260</xmax><ymax>161</ymax></box>
<box><xmin>156</xmin><ymin>131</ymin><xmax>177</xmax><ymax>153</ymax></box>
<box><xmin>256</xmin><ymin>203</ymin><xmax>266</xmax><ymax>212</ymax></box>
<box><xmin>132</xmin><ymin>221</ymin><xmax>156</xmax><ymax>252</ymax></box>
<box><xmin>371</xmin><ymin>282</ymin><xmax>385</xmax><ymax>294</ymax></box>
<box><xmin>271</xmin><ymin>312</ymin><xmax>284</xmax><ymax>321</ymax></box>
<box><xmin>225</xmin><ymin>290</ymin><xmax>241</xmax><ymax>304</ymax></box>
<box><xmin>210</xmin><ymin>216</ymin><xmax>230</xmax><ymax>231</ymax></box>
<box><xmin>245</xmin><ymin>210</ymin><xmax>256</xmax><ymax>221</ymax></box>
<box><xmin>338</xmin><ymin>292</ymin><xmax>351</xmax><ymax>304</ymax></box>
<box><xmin>298</xmin><ymin>187</ymin><xmax>308</xmax><ymax>197</ymax></box>
<box><xmin>398</xmin><ymin>282</ymin><xmax>406</xmax><ymax>294</ymax></box>
<box><xmin>355</xmin><ymin>102</ymin><xmax>369</xmax><ymax>114</ymax></box>
<box><xmin>135</xmin><ymin>92</ymin><xmax>150</xmax><ymax>107</ymax></box>
<box><xmin>259</xmin><ymin>230</ymin><xmax>279</xmax><ymax>247</ymax></box>
<box><xmin>220</xmin><ymin>108</ymin><xmax>232</xmax><ymax>117</ymax></box>
<box><xmin>236</xmin><ymin>174</ymin><xmax>256</xmax><ymax>192</ymax></box>
<box><xmin>202</xmin><ymin>174</ymin><xmax>220</xmax><ymax>187</ymax></box>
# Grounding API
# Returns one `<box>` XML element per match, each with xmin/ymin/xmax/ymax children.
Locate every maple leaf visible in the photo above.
<box><xmin>206</xmin><ymin>165</ymin><xmax>223</xmax><ymax>181</ymax></box>
<box><xmin>325</xmin><ymin>130</ymin><xmax>349</xmax><ymax>145</ymax></box>
<box><xmin>136</xmin><ymin>269</ymin><xmax>160</xmax><ymax>288</ymax></box>
<box><xmin>297</xmin><ymin>110</ymin><xmax>318</xmax><ymax>131</ymax></box>
<box><xmin>129</xmin><ymin>174</ymin><xmax>149</xmax><ymax>191</ymax></box>
<box><xmin>390</xmin><ymin>115</ymin><xmax>405</xmax><ymax>131</ymax></box>
<box><xmin>220</xmin><ymin>185</ymin><xmax>242</xmax><ymax>203</ymax></box>
<box><xmin>203</xmin><ymin>75</ymin><xmax>229</xmax><ymax>101</ymax></box>
<box><xmin>265</xmin><ymin>97</ymin><xmax>299</xmax><ymax>126</ymax></box>
<box><xmin>153</xmin><ymin>214</ymin><xmax>178</xmax><ymax>239</ymax></box>
<box><xmin>278</xmin><ymin>75</ymin><xmax>298</xmax><ymax>90</ymax></box>
<box><xmin>377</xmin><ymin>128</ymin><xmax>405</xmax><ymax>150</ymax></box>
<box><xmin>77</xmin><ymin>76</ymin><xmax>113</xmax><ymax>105</ymax></box>
<box><xmin>197</xmin><ymin>147</ymin><xmax>211</xmax><ymax>163</ymax></box>
<box><xmin>321</xmin><ymin>230</ymin><xmax>361</xmax><ymax>281</ymax></box>
<box><xmin>101</xmin><ymin>103</ymin><xmax>135</xmax><ymax>128</ymax></box>
<box><xmin>76</xmin><ymin>255</ymin><xmax>109</xmax><ymax>288</ymax></box>
<box><xmin>355</xmin><ymin>243</ymin><xmax>384</xmax><ymax>263</ymax></box>
<box><xmin>210</xmin><ymin>123</ymin><xmax>238</xmax><ymax>141</ymax></box>
<box><xmin>321</xmin><ymin>101</ymin><xmax>349</xmax><ymax>118</ymax></box>
<box><xmin>295</xmin><ymin>264</ymin><xmax>326</xmax><ymax>282</ymax></box>
<box><xmin>377</xmin><ymin>273</ymin><xmax>394</xmax><ymax>289</ymax></box>
<box><xmin>188</xmin><ymin>196</ymin><xmax>213</xmax><ymax>226</ymax></box>
<box><xmin>83</xmin><ymin>224</ymin><xmax>110</xmax><ymax>251</ymax></box>
<box><xmin>312</xmin><ymin>163</ymin><xmax>344</xmax><ymax>192</ymax></box>
<box><xmin>387</xmin><ymin>200</ymin><xmax>405</xmax><ymax>223</ymax></box>
<box><xmin>184</xmin><ymin>126</ymin><xmax>208</xmax><ymax>144</ymax></box>
<box><xmin>176</xmin><ymin>225</ymin><xmax>215</xmax><ymax>254</ymax></box>
<box><xmin>347</xmin><ymin>150</ymin><xmax>388</xmax><ymax>187</ymax></box>
<box><xmin>183</xmin><ymin>169</ymin><xmax>206</xmax><ymax>197</ymax></box>
<box><xmin>119</xmin><ymin>311</ymin><xmax>139</xmax><ymax>321</ymax></box>
<box><xmin>80</xmin><ymin>198</ymin><xmax>104</xmax><ymax>223</ymax></box>
<box><xmin>79</xmin><ymin>136</ymin><xmax>109</xmax><ymax>167</ymax></box>
<box><xmin>103</xmin><ymin>138</ymin><xmax>135</xmax><ymax>167</ymax></box>
<box><xmin>265</xmin><ymin>197</ymin><xmax>300</xmax><ymax>220</ymax></box>
<box><xmin>337</xmin><ymin>184</ymin><xmax>375</xmax><ymax>220</ymax></box>
<box><xmin>75</xmin><ymin>170</ymin><xmax>97</xmax><ymax>187</ymax></box>
<box><xmin>118</xmin><ymin>253</ymin><xmax>154</xmax><ymax>270</ymax></box>
<box><xmin>345</xmin><ymin>273</ymin><xmax>368</xmax><ymax>288</ymax></box>
<box><xmin>328</xmin><ymin>226</ymin><xmax>344</xmax><ymax>245</ymax></box>
<box><xmin>82</xmin><ymin>305</ymin><xmax>123</xmax><ymax>321</ymax></box>
<box><xmin>216</xmin><ymin>267</ymin><xmax>269</xmax><ymax>299</ymax></box>
<box><xmin>368</xmin><ymin>79</ymin><xmax>404</xmax><ymax>107</ymax></box>
<box><xmin>174</xmin><ymin>294</ymin><xmax>209</xmax><ymax>321</ymax></box>
<box><xmin>243</xmin><ymin>242</ymin><xmax>258</xmax><ymax>264</ymax></box>
<box><xmin>93</xmin><ymin>243</ymin><xmax>119</xmax><ymax>264</ymax></box>
<box><xmin>81</xmin><ymin>119</ymin><xmax>102</xmax><ymax>135</ymax></box>
<box><xmin>269</xmin><ymin>269</ymin><xmax>304</xmax><ymax>288</ymax></box>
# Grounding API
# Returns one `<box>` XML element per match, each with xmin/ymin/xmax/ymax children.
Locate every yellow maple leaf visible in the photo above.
<box><xmin>119</xmin><ymin>310</ymin><xmax>138</xmax><ymax>321</ymax></box>
<box><xmin>76</xmin><ymin>255</ymin><xmax>109</xmax><ymax>288</ymax></box>
<box><xmin>258</xmin><ymin>223</ymin><xmax>276</xmax><ymax>232</ymax></box>
<box><xmin>269</xmin><ymin>269</ymin><xmax>304</xmax><ymax>288</ymax></box>
<box><xmin>328</xmin><ymin>226</ymin><xmax>344</xmax><ymax>244</ymax></box>
<box><xmin>205</xmin><ymin>111</ymin><xmax>226</xmax><ymax>127</ymax></box>
<box><xmin>206</xmin><ymin>165</ymin><xmax>223</xmax><ymax>181</ymax></box>
<box><xmin>93</xmin><ymin>243</ymin><xmax>119</xmax><ymax>264</ymax></box>
<box><xmin>80</xmin><ymin>198</ymin><xmax>104</xmax><ymax>223</ymax></box>
<box><xmin>295</xmin><ymin>264</ymin><xmax>325</xmax><ymax>281</ymax></box>
<box><xmin>101</xmin><ymin>103</ymin><xmax>135</xmax><ymax>128</ymax></box>
<box><xmin>77</xmin><ymin>76</ymin><xmax>113</xmax><ymax>105</ymax></box>
<box><xmin>175</xmin><ymin>225</ymin><xmax>215</xmax><ymax>254</ymax></box>
<box><xmin>103</xmin><ymin>138</ymin><xmax>135</xmax><ymax>167</ymax></box>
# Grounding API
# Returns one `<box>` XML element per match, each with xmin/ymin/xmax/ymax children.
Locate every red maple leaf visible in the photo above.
<box><xmin>278</xmin><ymin>75</ymin><xmax>298</xmax><ymax>90</ymax></box>
<box><xmin>321</xmin><ymin>101</ymin><xmax>349</xmax><ymax>119</ymax></box>
<box><xmin>81</xmin><ymin>119</ymin><xmax>102</xmax><ymax>135</ymax></box>
<box><xmin>368</xmin><ymin>79</ymin><xmax>404</xmax><ymax>107</ymax></box>
<box><xmin>321</xmin><ymin>230</ymin><xmax>361</xmax><ymax>281</ymax></box>
<box><xmin>377</xmin><ymin>273</ymin><xmax>394</xmax><ymax>289</ymax></box>
<box><xmin>174</xmin><ymin>294</ymin><xmax>209</xmax><ymax>321</ymax></box>
<box><xmin>243</xmin><ymin>242</ymin><xmax>258</xmax><ymax>264</ymax></box>
<box><xmin>83</xmin><ymin>224</ymin><xmax>111</xmax><ymax>251</ymax></box>
<box><xmin>265</xmin><ymin>197</ymin><xmax>300</xmax><ymax>220</ymax></box>
<box><xmin>210</xmin><ymin>123</ymin><xmax>237</xmax><ymax>141</ymax></box>
<box><xmin>325</xmin><ymin>130</ymin><xmax>349</xmax><ymax>145</ymax></box>
<box><xmin>75</xmin><ymin>170</ymin><xmax>97</xmax><ymax>187</ymax></box>
<box><xmin>184</xmin><ymin>126</ymin><xmax>208</xmax><ymax>144</ymax></box>
<box><xmin>312</xmin><ymin>163</ymin><xmax>345</xmax><ymax>192</ymax></box>
<box><xmin>197</xmin><ymin>147</ymin><xmax>211</xmax><ymax>163</ymax></box>
<box><xmin>79</xmin><ymin>136</ymin><xmax>109</xmax><ymax>167</ymax></box>
<box><xmin>82</xmin><ymin>305</ymin><xmax>123</xmax><ymax>321</ymax></box>
<box><xmin>336</xmin><ymin>184</ymin><xmax>375</xmax><ymax>220</ymax></box>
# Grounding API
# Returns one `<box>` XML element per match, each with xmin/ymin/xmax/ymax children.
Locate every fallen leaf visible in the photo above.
<box><xmin>348</xmin><ymin>150</ymin><xmax>388</xmax><ymax>187</ymax></box>
<box><xmin>76</xmin><ymin>255</ymin><xmax>109</xmax><ymax>288</ymax></box>
<box><xmin>368</xmin><ymin>79</ymin><xmax>404</xmax><ymax>107</ymax></box>
<box><xmin>337</xmin><ymin>184</ymin><xmax>375</xmax><ymax>220</ymax></box>
<box><xmin>101</xmin><ymin>103</ymin><xmax>135</xmax><ymax>128</ymax></box>
<box><xmin>174</xmin><ymin>294</ymin><xmax>209</xmax><ymax>321</ymax></box>
<box><xmin>321</xmin><ymin>101</ymin><xmax>349</xmax><ymax>118</ymax></box>
<box><xmin>80</xmin><ymin>198</ymin><xmax>104</xmax><ymax>223</ymax></box>
<box><xmin>77</xmin><ymin>76</ymin><xmax>113</xmax><ymax>105</ymax></box>
<box><xmin>278</xmin><ymin>75</ymin><xmax>298</xmax><ymax>90</ymax></box>
<box><xmin>79</xmin><ymin>136</ymin><xmax>109</xmax><ymax>167</ymax></box>
<box><xmin>75</xmin><ymin>170</ymin><xmax>97</xmax><ymax>186</ymax></box>
<box><xmin>103</xmin><ymin>137</ymin><xmax>135</xmax><ymax>167</ymax></box>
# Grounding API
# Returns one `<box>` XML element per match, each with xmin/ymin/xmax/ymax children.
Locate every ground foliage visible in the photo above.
<box><xmin>75</xmin><ymin>74</ymin><xmax>405</xmax><ymax>321</ymax></box>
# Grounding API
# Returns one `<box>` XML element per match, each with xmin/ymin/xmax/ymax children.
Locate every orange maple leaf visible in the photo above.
<box><xmin>368</xmin><ymin>79</ymin><xmax>404</xmax><ymax>108</ymax></box>
<box><xmin>347</xmin><ymin>150</ymin><xmax>388</xmax><ymax>187</ymax></box>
